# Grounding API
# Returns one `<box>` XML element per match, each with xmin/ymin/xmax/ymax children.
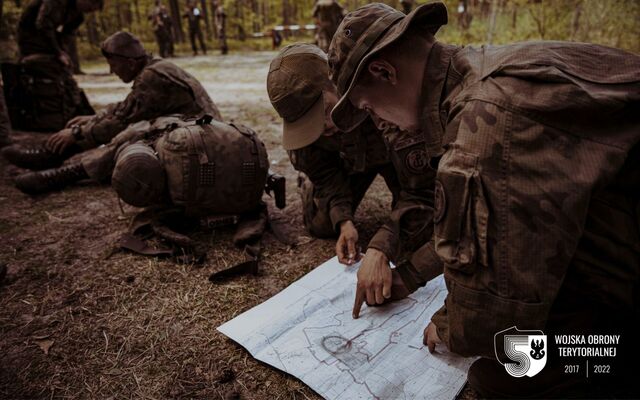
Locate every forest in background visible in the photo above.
<box><xmin>0</xmin><ymin>0</ymin><xmax>638</xmax><ymax>61</ymax></box>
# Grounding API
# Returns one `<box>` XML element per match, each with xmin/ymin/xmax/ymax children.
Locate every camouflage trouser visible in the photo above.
<box><xmin>299</xmin><ymin>164</ymin><xmax>400</xmax><ymax>238</ymax></box>
<box><xmin>80</xmin><ymin>143</ymin><xmax>120</xmax><ymax>182</ymax></box>
<box><xmin>0</xmin><ymin>84</ymin><xmax>11</xmax><ymax>146</ymax></box>
<box><xmin>80</xmin><ymin>116</ymin><xmax>185</xmax><ymax>181</ymax></box>
<box><xmin>155</xmin><ymin>29</ymin><xmax>172</xmax><ymax>58</ymax></box>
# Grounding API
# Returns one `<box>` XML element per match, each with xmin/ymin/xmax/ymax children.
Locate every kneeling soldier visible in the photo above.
<box><xmin>267</xmin><ymin>43</ymin><xmax>401</xmax><ymax>265</ymax></box>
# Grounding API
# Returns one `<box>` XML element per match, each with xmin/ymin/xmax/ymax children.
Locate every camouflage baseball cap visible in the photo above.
<box><xmin>112</xmin><ymin>143</ymin><xmax>166</xmax><ymax>207</ymax></box>
<box><xmin>328</xmin><ymin>2</ymin><xmax>447</xmax><ymax>131</ymax></box>
<box><xmin>101</xmin><ymin>31</ymin><xmax>148</xmax><ymax>59</ymax></box>
<box><xmin>267</xmin><ymin>43</ymin><xmax>329</xmax><ymax>151</ymax></box>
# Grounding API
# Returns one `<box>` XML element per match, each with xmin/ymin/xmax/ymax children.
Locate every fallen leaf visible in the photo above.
<box><xmin>35</xmin><ymin>339</ymin><xmax>54</xmax><ymax>355</ymax></box>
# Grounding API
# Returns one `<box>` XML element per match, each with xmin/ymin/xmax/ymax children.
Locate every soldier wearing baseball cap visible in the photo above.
<box><xmin>328</xmin><ymin>2</ymin><xmax>640</xmax><ymax>398</ymax></box>
<box><xmin>267</xmin><ymin>43</ymin><xmax>401</xmax><ymax>266</ymax></box>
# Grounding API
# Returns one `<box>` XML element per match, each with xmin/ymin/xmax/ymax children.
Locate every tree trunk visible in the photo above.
<box><xmin>282</xmin><ymin>0</ymin><xmax>291</xmax><ymax>25</ymax></box>
<box><xmin>86</xmin><ymin>13</ymin><xmax>99</xmax><ymax>46</ymax></box>
<box><xmin>200</xmin><ymin>0</ymin><xmax>211</xmax><ymax>36</ymax></box>
<box><xmin>169</xmin><ymin>0</ymin><xmax>184</xmax><ymax>42</ymax></box>
<box><xmin>115</xmin><ymin>1</ymin><xmax>123</xmax><ymax>30</ymax></box>
<box><xmin>571</xmin><ymin>1</ymin><xmax>583</xmax><ymax>40</ymax></box>
<box><xmin>99</xmin><ymin>15</ymin><xmax>108</xmax><ymax>37</ymax></box>
<box><xmin>0</xmin><ymin>0</ymin><xmax>4</xmax><ymax>35</ymax></box>
<box><xmin>528</xmin><ymin>3</ymin><xmax>546</xmax><ymax>39</ymax></box>
<box><xmin>487</xmin><ymin>0</ymin><xmax>498</xmax><ymax>44</ymax></box>
<box><xmin>262</xmin><ymin>0</ymin><xmax>269</xmax><ymax>29</ymax></box>
<box><xmin>133</xmin><ymin>0</ymin><xmax>141</xmax><ymax>25</ymax></box>
<box><xmin>210</xmin><ymin>1</ymin><xmax>218</xmax><ymax>39</ymax></box>
<box><xmin>251</xmin><ymin>0</ymin><xmax>259</xmax><ymax>34</ymax></box>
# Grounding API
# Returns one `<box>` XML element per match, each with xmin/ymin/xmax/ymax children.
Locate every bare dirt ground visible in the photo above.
<box><xmin>1</xmin><ymin>52</ymin><xmax>477</xmax><ymax>400</ymax></box>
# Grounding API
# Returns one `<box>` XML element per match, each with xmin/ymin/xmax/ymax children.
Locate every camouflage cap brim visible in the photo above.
<box><xmin>282</xmin><ymin>95</ymin><xmax>326</xmax><ymax>151</ymax></box>
<box><xmin>330</xmin><ymin>2</ymin><xmax>447</xmax><ymax>132</ymax></box>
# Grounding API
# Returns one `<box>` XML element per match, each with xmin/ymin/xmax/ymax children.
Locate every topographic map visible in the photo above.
<box><xmin>218</xmin><ymin>257</ymin><xmax>474</xmax><ymax>399</ymax></box>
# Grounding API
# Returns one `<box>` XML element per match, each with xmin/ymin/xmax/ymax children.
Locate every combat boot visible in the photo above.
<box><xmin>1</xmin><ymin>144</ymin><xmax>80</xmax><ymax>170</ymax></box>
<box><xmin>14</xmin><ymin>163</ymin><xmax>89</xmax><ymax>195</ymax></box>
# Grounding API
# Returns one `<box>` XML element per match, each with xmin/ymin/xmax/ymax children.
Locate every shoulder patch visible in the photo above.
<box><xmin>404</xmin><ymin>148</ymin><xmax>428</xmax><ymax>174</ymax></box>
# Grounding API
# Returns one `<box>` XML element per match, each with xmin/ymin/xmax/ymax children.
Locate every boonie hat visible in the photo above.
<box><xmin>328</xmin><ymin>2</ymin><xmax>447</xmax><ymax>131</ymax></box>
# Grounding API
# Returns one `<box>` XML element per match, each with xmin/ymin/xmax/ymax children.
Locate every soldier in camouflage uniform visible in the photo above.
<box><xmin>399</xmin><ymin>0</ymin><xmax>414</xmax><ymax>14</ymax></box>
<box><xmin>4</xmin><ymin>31</ymin><xmax>222</xmax><ymax>195</ymax></box>
<box><xmin>267</xmin><ymin>44</ymin><xmax>401</xmax><ymax>265</ymax></box>
<box><xmin>312</xmin><ymin>0</ymin><xmax>347</xmax><ymax>53</ymax></box>
<box><xmin>183</xmin><ymin>0</ymin><xmax>207</xmax><ymax>56</ymax></box>
<box><xmin>13</xmin><ymin>0</ymin><xmax>103</xmax><ymax>131</ymax></box>
<box><xmin>329</xmin><ymin>3</ymin><xmax>639</xmax><ymax>397</ymax></box>
<box><xmin>149</xmin><ymin>0</ymin><xmax>174</xmax><ymax>58</ymax></box>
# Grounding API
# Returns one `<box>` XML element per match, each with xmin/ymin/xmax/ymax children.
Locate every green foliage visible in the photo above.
<box><xmin>438</xmin><ymin>0</ymin><xmax>639</xmax><ymax>52</ymax></box>
<box><xmin>0</xmin><ymin>0</ymin><xmax>638</xmax><ymax>62</ymax></box>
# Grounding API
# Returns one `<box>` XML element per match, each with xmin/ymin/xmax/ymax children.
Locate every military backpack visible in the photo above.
<box><xmin>155</xmin><ymin>117</ymin><xmax>269</xmax><ymax>217</ymax></box>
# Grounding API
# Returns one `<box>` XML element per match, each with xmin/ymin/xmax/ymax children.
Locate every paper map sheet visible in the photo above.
<box><xmin>218</xmin><ymin>257</ymin><xmax>473</xmax><ymax>400</ymax></box>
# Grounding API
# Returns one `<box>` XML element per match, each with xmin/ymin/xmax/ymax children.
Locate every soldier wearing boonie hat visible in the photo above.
<box><xmin>327</xmin><ymin>2</ymin><xmax>640</xmax><ymax>398</ymax></box>
<box><xmin>267</xmin><ymin>43</ymin><xmax>400</xmax><ymax>266</ymax></box>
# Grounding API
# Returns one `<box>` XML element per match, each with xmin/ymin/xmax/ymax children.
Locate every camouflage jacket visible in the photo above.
<box><xmin>288</xmin><ymin>117</ymin><xmax>391</xmax><ymax>231</ymax></box>
<box><xmin>77</xmin><ymin>59</ymin><xmax>222</xmax><ymax>148</ymax></box>
<box><xmin>403</xmin><ymin>41</ymin><xmax>640</xmax><ymax>358</ymax></box>
<box><xmin>366</xmin><ymin>127</ymin><xmax>440</xmax><ymax>279</ymax></box>
<box><xmin>18</xmin><ymin>0</ymin><xmax>84</xmax><ymax>57</ymax></box>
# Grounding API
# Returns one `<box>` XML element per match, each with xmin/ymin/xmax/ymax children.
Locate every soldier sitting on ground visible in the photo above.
<box><xmin>3</xmin><ymin>31</ymin><xmax>222</xmax><ymax>194</ymax></box>
<box><xmin>267</xmin><ymin>44</ymin><xmax>401</xmax><ymax>265</ymax></box>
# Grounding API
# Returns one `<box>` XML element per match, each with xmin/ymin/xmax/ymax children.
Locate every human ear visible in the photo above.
<box><xmin>367</xmin><ymin>60</ymin><xmax>397</xmax><ymax>85</ymax></box>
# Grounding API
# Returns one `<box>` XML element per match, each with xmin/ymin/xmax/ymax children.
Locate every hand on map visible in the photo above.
<box><xmin>46</xmin><ymin>128</ymin><xmax>75</xmax><ymax>154</ymax></box>
<box><xmin>337</xmin><ymin>220</ymin><xmax>360</xmax><ymax>265</ymax></box>
<box><xmin>424</xmin><ymin>322</ymin><xmax>442</xmax><ymax>353</ymax></box>
<box><xmin>352</xmin><ymin>249</ymin><xmax>410</xmax><ymax>318</ymax></box>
